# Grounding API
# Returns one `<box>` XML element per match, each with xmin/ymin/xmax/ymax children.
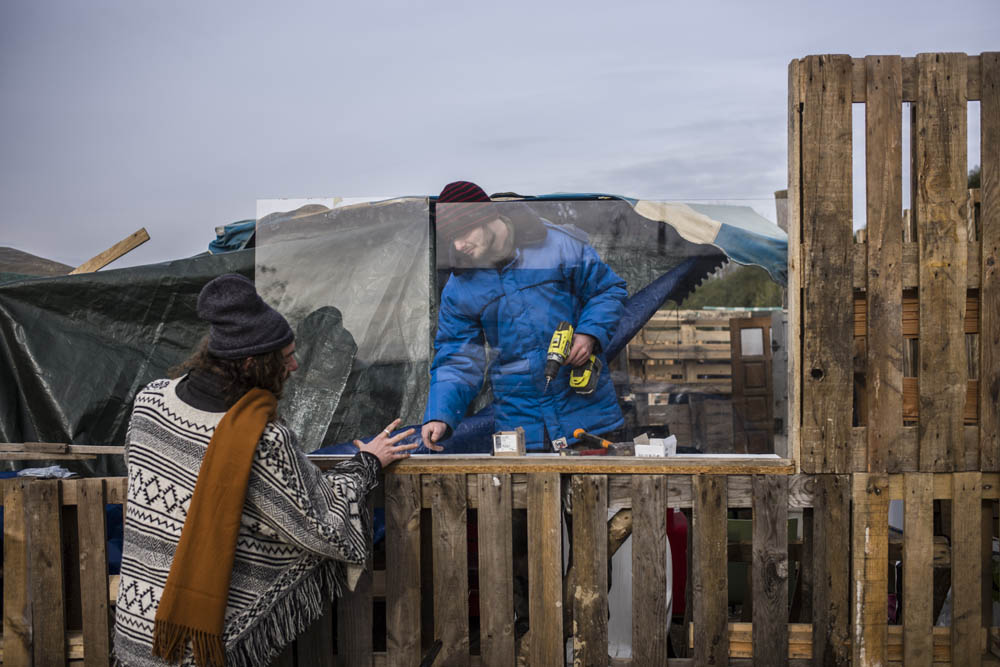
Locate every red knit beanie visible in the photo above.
<box><xmin>435</xmin><ymin>181</ymin><xmax>496</xmax><ymax>241</ymax></box>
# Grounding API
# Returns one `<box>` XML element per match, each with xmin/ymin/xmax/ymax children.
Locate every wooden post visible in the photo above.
<box><xmin>632</xmin><ymin>475</ymin><xmax>669</xmax><ymax>664</ymax></box>
<box><xmin>429</xmin><ymin>474</ymin><xmax>470</xmax><ymax>665</ymax></box>
<box><xmin>980</xmin><ymin>52</ymin><xmax>1000</xmax><ymax>471</ymax></box>
<box><xmin>915</xmin><ymin>52</ymin><xmax>970</xmax><ymax>471</ymax></box>
<box><xmin>800</xmin><ymin>54</ymin><xmax>855</xmax><ymax>474</ymax></box>
<box><xmin>811</xmin><ymin>474</ymin><xmax>850</xmax><ymax>666</ymax></box>
<box><xmin>903</xmin><ymin>473</ymin><xmax>934</xmax><ymax>666</ymax></box>
<box><xmin>951</xmin><ymin>472</ymin><xmax>983</xmax><ymax>666</ymax></box>
<box><xmin>850</xmin><ymin>474</ymin><xmax>889</xmax><ymax>666</ymax></box>
<box><xmin>864</xmin><ymin>55</ymin><xmax>905</xmax><ymax>475</ymax></box>
<box><xmin>572</xmin><ymin>475</ymin><xmax>608</xmax><ymax>666</ymax></box>
<box><xmin>752</xmin><ymin>475</ymin><xmax>789</xmax><ymax>666</ymax></box>
<box><xmin>385</xmin><ymin>474</ymin><xmax>422</xmax><ymax>667</ymax></box>
<box><xmin>27</xmin><ymin>480</ymin><xmax>67</xmax><ymax>666</ymax></box>
<box><xmin>788</xmin><ymin>57</ymin><xmax>803</xmax><ymax>472</ymax></box>
<box><xmin>527</xmin><ymin>472</ymin><xmax>563</xmax><ymax>665</ymax></box>
<box><xmin>78</xmin><ymin>479</ymin><xmax>112</xmax><ymax>667</ymax></box>
<box><xmin>478</xmin><ymin>473</ymin><xmax>516</xmax><ymax>665</ymax></box>
<box><xmin>2</xmin><ymin>479</ymin><xmax>32</xmax><ymax>666</ymax></box>
<box><xmin>693</xmin><ymin>474</ymin><xmax>728</xmax><ymax>664</ymax></box>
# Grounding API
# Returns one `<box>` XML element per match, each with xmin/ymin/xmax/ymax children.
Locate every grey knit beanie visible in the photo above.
<box><xmin>197</xmin><ymin>274</ymin><xmax>294</xmax><ymax>359</ymax></box>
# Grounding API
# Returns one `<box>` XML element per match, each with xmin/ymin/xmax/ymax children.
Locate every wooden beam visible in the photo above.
<box><xmin>69</xmin><ymin>228</ymin><xmax>150</xmax><ymax>274</ymax></box>
<box><xmin>980</xmin><ymin>52</ymin><xmax>1000</xmax><ymax>471</ymax></box>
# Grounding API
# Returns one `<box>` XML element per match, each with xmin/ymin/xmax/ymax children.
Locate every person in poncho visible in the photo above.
<box><xmin>112</xmin><ymin>273</ymin><xmax>416</xmax><ymax>667</ymax></box>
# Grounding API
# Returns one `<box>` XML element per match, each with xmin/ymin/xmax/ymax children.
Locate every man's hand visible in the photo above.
<box><xmin>567</xmin><ymin>333</ymin><xmax>597</xmax><ymax>366</ymax></box>
<box><xmin>354</xmin><ymin>418</ymin><xmax>418</xmax><ymax>468</ymax></box>
<box><xmin>421</xmin><ymin>420</ymin><xmax>448</xmax><ymax>452</ymax></box>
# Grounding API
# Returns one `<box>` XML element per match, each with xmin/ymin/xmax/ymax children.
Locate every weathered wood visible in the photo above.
<box><xmin>693</xmin><ymin>474</ymin><xmax>728</xmax><ymax>664</ymax></box>
<box><xmin>811</xmin><ymin>474</ymin><xmax>849</xmax><ymax>666</ymax></box>
<box><xmin>852</xmin><ymin>54</ymin><xmax>981</xmax><ymax>102</ymax></box>
<box><xmin>429</xmin><ymin>474</ymin><xmax>469</xmax><ymax>665</ymax></box>
<box><xmin>850</xmin><ymin>474</ymin><xmax>888</xmax><ymax>666</ymax></box>
<box><xmin>475</xmin><ymin>473</ymin><xmax>515</xmax><ymax>665</ymax></box>
<box><xmin>385</xmin><ymin>473</ymin><xmax>422</xmax><ymax>667</ymax></box>
<box><xmin>632</xmin><ymin>475</ymin><xmax>669</xmax><ymax>664</ymax></box>
<box><xmin>800</xmin><ymin>54</ymin><xmax>854</xmax><ymax>474</ymax></box>
<box><xmin>526</xmin><ymin>472</ymin><xmax>562</xmax><ymax>665</ymax></box>
<box><xmin>981</xmin><ymin>52</ymin><xmax>1000</xmax><ymax>471</ymax></box>
<box><xmin>904</xmin><ymin>473</ymin><xmax>934</xmax><ymax>666</ymax></box>
<box><xmin>752</xmin><ymin>475</ymin><xmax>789</xmax><ymax>666</ymax></box>
<box><xmin>337</xmin><ymin>497</ymin><xmax>374</xmax><ymax>666</ymax></box>
<box><xmin>951</xmin><ymin>472</ymin><xmax>983</xmax><ymax>666</ymax></box>
<box><xmin>571</xmin><ymin>475</ymin><xmax>608</xmax><ymax>666</ymax></box>
<box><xmin>27</xmin><ymin>480</ymin><xmax>67</xmax><ymax>666</ymax></box>
<box><xmin>69</xmin><ymin>227</ymin><xmax>150</xmax><ymax>274</ymax></box>
<box><xmin>853</xmin><ymin>240</ymin><xmax>983</xmax><ymax>288</ymax></box>
<box><xmin>915</xmin><ymin>52</ymin><xmax>970</xmax><ymax>471</ymax></box>
<box><xmin>77</xmin><ymin>478</ymin><xmax>111</xmax><ymax>667</ymax></box>
<box><xmin>297</xmin><ymin>602</ymin><xmax>334</xmax><ymax>667</ymax></box>
<box><xmin>2</xmin><ymin>479</ymin><xmax>32</xmax><ymax>666</ymax></box>
<box><xmin>865</xmin><ymin>55</ymin><xmax>905</xmax><ymax>474</ymax></box>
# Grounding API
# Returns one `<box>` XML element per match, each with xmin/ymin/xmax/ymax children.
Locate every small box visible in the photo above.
<box><xmin>635</xmin><ymin>435</ymin><xmax>677</xmax><ymax>458</ymax></box>
<box><xmin>493</xmin><ymin>427</ymin><xmax>526</xmax><ymax>456</ymax></box>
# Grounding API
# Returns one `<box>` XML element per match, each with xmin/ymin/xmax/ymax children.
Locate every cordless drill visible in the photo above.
<box><xmin>543</xmin><ymin>321</ymin><xmax>601</xmax><ymax>395</ymax></box>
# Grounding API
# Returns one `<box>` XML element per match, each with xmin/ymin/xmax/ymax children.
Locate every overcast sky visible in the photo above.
<box><xmin>1</xmin><ymin>0</ymin><xmax>996</xmax><ymax>269</ymax></box>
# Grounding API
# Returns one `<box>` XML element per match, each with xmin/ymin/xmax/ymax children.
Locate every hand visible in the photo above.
<box><xmin>421</xmin><ymin>420</ymin><xmax>448</xmax><ymax>452</ymax></box>
<box><xmin>354</xmin><ymin>419</ymin><xmax>418</xmax><ymax>468</ymax></box>
<box><xmin>567</xmin><ymin>333</ymin><xmax>597</xmax><ymax>366</ymax></box>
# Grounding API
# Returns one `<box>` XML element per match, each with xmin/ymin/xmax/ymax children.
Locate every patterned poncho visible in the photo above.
<box><xmin>113</xmin><ymin>378</ymin><xmax>379</xmax><ymax>667</ymax></box>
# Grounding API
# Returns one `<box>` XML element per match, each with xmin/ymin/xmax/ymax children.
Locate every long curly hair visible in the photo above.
<box><xmin>170</xmin><ymin>337</ymin><xmax>289</xmax><ymax>402</ymax></box>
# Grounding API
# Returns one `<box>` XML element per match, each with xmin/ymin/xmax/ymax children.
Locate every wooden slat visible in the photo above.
<box><xmin>915</xmin><ymin>52</ymin><xmax>970</xmax><ymax>471</ymax></box>
<box><xmin>693</xmin><ymin>474</ymin><xmax>728</xmax><ymax>664</ymax></box>
<box><xmin>571</xmin><ymin>475</ymin><xmax>609</xmax><ymax>666</ymax></box>
<box><xmin>800</xmin><ymin>54</ymin><xmax>854</xmax><ymax>474</ymax></box>
<box><xmin>811</xmin><ymin>474</ymin><xmax>849</xmax><ymax>666</ymax></box>
<box><xmin>430</xmin><ymin>474</ymin><xmax>470</xmax><ymax>665</ymax></box>
<box><xmin>77</xmin><ymin>478</ymin><xmax>111</xmax><ymax>667</ymax></box>
<box><xmin>752</xmin><ymin>475</ymin><xmax>789</xmax><ymax>666</ymax></box>
<box><xmin>850</xmin><ymin>474</ymin><xmax>889</xmax><ymax>666</ymax></box>
<box><xmin>337</xmin><ymin>497</ymin><xmax>374</xmax><ymax>666</ymax></box>
<box><xmin>865</xmin><ymin>55</ymin><xmax>905</xmax><ymax>474</ymax></box>
<box><xmin>904</xmin><ymin>473</ymin><xmax>934</xmax><ymax>666</ymax></box>
<box><xmin>360</xmin><ymin>456</ymin><xmax>795</xmax><ymax>477</ymax></box>
<box><xmin>296</xmin><ymin>602</ymin><xmax>334</xmax><ymax>667</ymax></box>
<box><xmin>852</xmin><ymin>54</ymin><xmax>980</xmax><ymax>102</ymax></box>
<box><xmin>788</xmin><ymin>58</ymin><xmax>803</xmax><ymax>471</ymax></box>
<box><xmin>951</xmin><ymin>472</ymin><xmax>983</xmax><ymax>666</ymax></box>
<box><xmin>27</xmin><ymin>479</ymin><xmax>67</xmax><ymax>666</ymax></box>
<box><xmin>527</xmin><ymin>472</ymin><xmax>562</xmax><ymax>665</ymax></box>
<box><xmin>981</xmin><ymin>52</ymin><xmax>1000</xmax><ymax>471</ymax></box>
<box><xmin>385</xmin><ymin>474</ymin><xmax>422</xmax><ymax>667</ymax></box>
<box><xmin>2</xmin><ymin>479</ymin><xmax>32</xmax><ymax>666</ymax></box>
<box><xmin>853</xmin><ymin>241</ymin><xmax>983</xmax><ymax>288</ymax></box>
<box><xmin>69</xmin><ymin>227</ymin><xmax>150</xmax><ymax>274</ymax></box>
<box><xmin>632</xmin><ymin>475</ymin><xmax>668</xmax><ymax>664</ymax></box>
<box><xmin>476</xmin><ymin>473</ymin><xmax>515</xmax><ymax>665</ymax></box>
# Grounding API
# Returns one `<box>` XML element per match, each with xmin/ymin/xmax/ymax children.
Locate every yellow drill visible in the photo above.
<box><xmin>544</xmin><ymin>321</ymin><xmax>574</xmax><ymax>393</ymax></box>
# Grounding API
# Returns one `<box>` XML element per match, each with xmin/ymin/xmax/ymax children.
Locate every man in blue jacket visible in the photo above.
<box><xmin>421</xmin><ymin>181</ymin><xmax>628</xmax><ymax>452</ymax></box>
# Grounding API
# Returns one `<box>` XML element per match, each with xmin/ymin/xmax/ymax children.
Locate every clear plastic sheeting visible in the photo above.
<box><xmin>254</xmin><ymin>198</ymin><xmax>431</xmax><ymax>449</ymax></box>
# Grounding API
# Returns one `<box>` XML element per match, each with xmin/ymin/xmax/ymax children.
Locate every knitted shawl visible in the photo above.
<box><xmin>113</xmin><ymin>378</ymin><xmax>378</xmax><ymax>667</ymax></box>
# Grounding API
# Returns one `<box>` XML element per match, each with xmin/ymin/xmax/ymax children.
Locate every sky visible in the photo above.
<box><xmin>1</xmin><ymin>0</ymin><xmax>997</xmax><ymax>269</ymax></box>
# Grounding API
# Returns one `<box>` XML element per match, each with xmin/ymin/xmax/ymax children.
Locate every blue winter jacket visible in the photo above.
<box><xmin>424</xmin><ymin>222</ymin><xmax>628</xmax><ymax>451</ymax></box>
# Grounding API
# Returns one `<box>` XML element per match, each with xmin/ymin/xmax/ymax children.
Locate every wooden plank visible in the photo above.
<box><xmin>752</xmin><ymin>475</ymin><xmax>789</xmax><ymax>666</ymax></box>
<box><xmin>865</xmin><ymin>55</ymin><xmax>905</xmax><ymax>474</ymax></box>
<box><xmin>571</xmin><ymin>475</ymin><xmax>608</xmax><ymax>666</ymax></box>
<box><xmin>69</xmin><ymin>227</ymin><xmax>150</xmax><ymax>274</ymax></box>
<box><xmin>297</xmin><ymin>602</ymin><xmax>334</xmax><ymax>667</ymax></box>
<box><xmin>915</xmin><ymin>52</ymin><xmax>970</xmax><ymax>471</ymax></box>
<box><xmin>430</xmin><ymin>474</ymin><xmax>470</xmax><ymax>665</ymax></box>
<box><xmin>951</xmin><ymin>472</ymin><xmax>983</xmax><ymax>666</ymax></box>
<box><xmin>857</xmin><ymin>55</ymin><xmax>980</xmax><ymax>103</ymax></box>
<box><xmin>77</xmin><ymin>478</ymin><xmax>111</xmax><ymax>667</ymax></box>
<box><xmin>788</xmin><ymin>58</ymin><xmax>803</xmax><ymax>472</ymax></box>
<box><xmin>853</xmin><ymin>241</ymin><xmax>982</xmax><ymax>288</ymax></box>
<box><xmin>527</xmin><ymin>472</ymin><xmax>562</xmax><ymax>665</ymax></box>
<box><xmin>2</xmin><ymin>479</ymin><xmax>32</xmax><ymax>666</ymax></box>
<box><xmin>800</xmin><ymin>54</ymin><xmax>854</xmax><ymax>474</ymax></box>
<box><xmin>337</xmin><ymin>497</ymin><xmax>374</xmax><ymax>666</ymax></box>
<box><xmin>384</xmin><ymin>474</ymin><xmax>422</xmax><ymax>667</ymax></box>
<box><xmin>27</xmin><ymin>479</ymin><xmax>67</xmax><ymax>666</ymax></box>
<box><xmin>981</xmin><ymin>52</ymin><xmax>1000</xmax><ymax>471</ymax></box>
<box><xmin>811</xmin><ymin>474</ymin><xmax>849</xmax><ymax>666</ymax></box>
<box><xmin>850</xmin><ymin>474</ymin><xmax>889</xmax><ymax>666</ymax></box>
<box><xmin>476</xmin><ymin>473</ymin><xmax>515</xmax><ymax>666</ymax></box>
<box><xmin>693</xmin><ymin>474</ymin><xmax>728</xmax><ymax>664</ymax></box>
<box><xmin>632</xmin><ymin>475</ymin><xmax>668</xmax><ymax>664</ymax></box>
<box><xmin>904</xmin><ymin>473</ymin><xmax>934</xmax><ymax>666</ymax></box>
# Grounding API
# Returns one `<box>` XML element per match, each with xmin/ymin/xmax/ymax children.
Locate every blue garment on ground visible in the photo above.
<box><xmin>424</xmin><ymin>223</ymin><xmax>627</xmax><ymax>450</ymax></box>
